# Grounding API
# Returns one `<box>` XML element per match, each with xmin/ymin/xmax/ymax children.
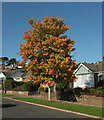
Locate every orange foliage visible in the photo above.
<box><xmin>17</xmin><ymin>16</ymin><xmax>76</xmax><ymax>86</ymax></box>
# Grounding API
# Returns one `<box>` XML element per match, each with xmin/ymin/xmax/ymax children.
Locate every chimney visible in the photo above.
<box><xmin>103</xmin><ymin>56</ymin><xmax>104</xmax><ymax>62</ymax></box>
<box><xmin>102</xmin><ymin>56</ymin><xmax>104</xmax><ymax>71</ymax></box>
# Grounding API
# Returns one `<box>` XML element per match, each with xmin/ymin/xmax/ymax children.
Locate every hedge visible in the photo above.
<box><xmin>3</xmin><ymin>79</ymin><xmax>16</xmax><ymax>90</ymax></box>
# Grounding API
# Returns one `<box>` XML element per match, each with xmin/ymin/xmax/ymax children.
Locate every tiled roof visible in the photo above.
<box><xmin>83</xmin><ymin>61</ymin><xmax>104</xmax><ymax>72</ymax></box>
<box><xmin>22</xmin><ymin>71</ymin><xmax>30</xmax><ymax>78</ymax></box>
<box><xmin>1</xmin><ymin>69</ymin><xmax>18</xmax><ymax>78</ymax></box>
<box><xmin>10</xmin><ymin>70</ymin><xmax>25</xmax><ymax>78</ymax></box>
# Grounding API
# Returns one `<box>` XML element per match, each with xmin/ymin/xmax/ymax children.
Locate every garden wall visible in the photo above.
<box><xmin>32</xmin><ymin>92</ymin><xmax>103</xmax><ymax>106</ymax></box>
<box><xmin>6</xmin><ymin>91</ymin><xmax>29</xmax><ymax>96</ymax></box>
<box><xmin>76</xmin><ymin>95</ymin><xmax>103</xmax><ymax>106</ymax></box>
<box><xmin>4</xmin><ymin>91</ymin><xmax>57</xmax><ymax>100</ymax></box>
<box><xmin>29</xmin><ymin>92</ymin><xmax>103</xmax><ymax>106</ymax></box>
<box><xmin>4</xmin><ymin>90</ymin><xmax>103</xmax><ymax>106</ymax></box>
<box><xmin>30</xmin><ymin>91</ymin><xmax>57</xmax><ymax>100</ymax></box>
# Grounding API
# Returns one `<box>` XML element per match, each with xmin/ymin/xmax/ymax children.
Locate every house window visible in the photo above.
<box><xmin>15</xmin><ymin>78</ymin><xmax>20</xmax><ymax>81</ymax></box>
<box><xmin>77</xmin><ymin>75</ymin><xmax>87</xmax><ymax>85</ymax></box>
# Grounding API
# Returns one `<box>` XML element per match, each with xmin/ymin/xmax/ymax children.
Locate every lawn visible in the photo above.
<box><xmin>2</xmin><ymin>94</ymin><xmax>103</xmax><ymax>118</ymax></box>
<box><xmin>2</xmin><ymin>94</ymin><xmax>15</xmax><ymax>97</ymax></box>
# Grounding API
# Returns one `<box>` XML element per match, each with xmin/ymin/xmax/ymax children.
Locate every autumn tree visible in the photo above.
<box><xmin>17</xmin><ymin>16</ymin><xmax>76</xmax><ymax>101</ymax></box>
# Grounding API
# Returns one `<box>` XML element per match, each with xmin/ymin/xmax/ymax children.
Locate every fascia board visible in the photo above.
<box><xmin>74</xmin><ymin>63</ymin><xmax>92</xmax><ymax>74</ymax></box>
<box><xmin>73</xmin><ymin>63</ymin><xmax>82</xmax><ymax>74</ymax></box>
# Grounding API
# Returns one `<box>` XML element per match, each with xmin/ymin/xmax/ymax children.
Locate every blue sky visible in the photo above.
<box><xmin>2</xmin><ymin>2</ymin><xmax>102</xmax><ymax>63</ymax></box>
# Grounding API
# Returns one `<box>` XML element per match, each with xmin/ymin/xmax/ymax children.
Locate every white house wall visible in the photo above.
<box><xmin>75</xmin><ymin>65</ymin><xmax>91</xmax><ymax>75</ymax></box>
<box><xmin>13</xmin><ymin>77</ymin><xmax>23</xmax><ymax>82</ymax></box>
<box><xmin>74</xmin><ymin>73</ymin><xmax>94</xmax><ymax>88</ymax></box>
<box><xmin>0</xmin><ymin>73</ymin><xmax>6</xmax><ymax>80</ymax></box>
<box><xmin>74</xmin><ymin>64</ymin><xmax>94</xmax><ymax>88</ymax></box>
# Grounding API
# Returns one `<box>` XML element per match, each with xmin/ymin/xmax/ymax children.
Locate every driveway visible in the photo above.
<box><xmin>1</xmin><ymin>98</ymin><xmax>101</xmax><ymax>119</ymax></box>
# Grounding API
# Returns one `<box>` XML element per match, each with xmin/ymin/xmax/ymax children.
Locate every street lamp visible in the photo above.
<box><xmin>1</xmin><ymin>77</ymin><xmax>4</xmax><ymax>94</ymax></box>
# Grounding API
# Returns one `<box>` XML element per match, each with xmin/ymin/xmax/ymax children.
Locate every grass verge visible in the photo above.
<box><xmin>2</xmin><ymin>94</ymin><xmax>103</xmax><ymax>118</ymax></box>
<box><xmin>2</xmin><ymin>94</ymin><xmax>15</xmax><ymax>97</ymax></box>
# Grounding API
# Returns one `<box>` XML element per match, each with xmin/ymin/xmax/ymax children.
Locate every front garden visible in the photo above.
<box><xmin>2</xmin><ymin>94</ymin><xmax>103</xmax><ymax>118</ymax></box>
<box><xmin>2</xmin><ymin>79</ymin><xmax>104</xmax><ymax>98</ymax></box>
<box><xmin>2</xmin><ymin>79</ymin><xmax>104</xmax><ymax>107</ymax></box>
<box><xmin>3</xmin><ymin>79</ymin><xmax>40</xmax><ymax>93</ymax></box>
<box><xmin>1</xmin><ymin>79</ymin><xmax>104</xmax><ymax>118</ymax></box>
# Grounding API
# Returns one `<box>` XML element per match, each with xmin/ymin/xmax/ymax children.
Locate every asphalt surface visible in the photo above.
<box><xmin>1</xmin><ymin>98</ymin><xmax>101</xmax><ymax>120</ymax></box>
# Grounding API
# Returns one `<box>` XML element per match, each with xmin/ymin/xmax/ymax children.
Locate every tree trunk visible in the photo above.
<box><xmin>48</xmin><ymin>86</ymin><xmax>51</xmax><ymax>101</ymax></box>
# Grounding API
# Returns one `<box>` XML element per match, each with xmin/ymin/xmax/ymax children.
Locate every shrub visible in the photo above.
<box><xmin>33</xmin><ymin>82</ymin><xmax>40</xmax><ymax>91</ymax></box>
<box><xmin>96</xmin><ymin>80</ymin><xmax>104</xmax><ymax>87</ymax></box>
<box><xmin>88</xmin><ymin>88</ymin><xmax>95</xmax><ymax>95</ymax></box>
<box><xmin>13</xmin><ymin>85</ymin><xmax>24</xmax><ymax>91</ymax></box>
<box><xmin>4</xmin><ymin>79</ymin><xmax>16</xmax><ymax>90</ymax></box>
<box><xmin>39</xmin><ymin>86</ymin><xmax>54</xmax><ymax>93</ymax></box>
<box><xmin>57</xmin><ymin>80</ymin><xmax>68</xmax><ymax>90</ymax></box>
<box><xmin>75</xmin><ymin>87</ymin><xmax>104</xmax><ymax>97</ymax></box>
<box><xmin>94</xmin><ymin>87</ymin><xmax>104</xmax><ymax>97</ymax></box>
<box><xmin>57</xmin><ymin>88</ymin><xmax>76</xmax><ymax>101</ymax></box>
<box><xmin>94</xmin><ymin>90</ymin><xmax>103</xmax><ymax>97</ymax></box>
<box><xmin>15</xmin><ymin>81</ymin><xmax>24</xmax><ymax>86</ymax></box>
<box><xmin>22</xmin><ymin>82</ymin><xmax>36</xmax><ymax>92</ymax></box>
<box><xmin>74</xmin><ymin>88</ymin><xmax>82</xmax><ymax>97</ymax></box>
<box><xmin>39</xmin><ymin>86</ymin><xmax>44</xmax><ymax>92</ymax></box>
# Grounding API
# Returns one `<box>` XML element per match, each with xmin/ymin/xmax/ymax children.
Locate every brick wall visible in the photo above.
<box><xmin>76</xmin><ymin>95</ymin><xmax>103</xmax><ymax>106</ymax></box>
<box><xmin>4</xmin><ymin>90</ymin><xmax>103</xmax><ymax>106</ymax></box>
<box><xmin>30</xmin><ymin>92</ymin><xmax>103</xmax><ymax>106</ymax></box>
<box><xmin>6</xmin><ymin>91</ymin><xmax>29</xmax><ymax>96</ymax></box>
<box><xmin>30</xmin><ymin>91</ymin><xmax>57</xmax><ymax>100</ymax></box>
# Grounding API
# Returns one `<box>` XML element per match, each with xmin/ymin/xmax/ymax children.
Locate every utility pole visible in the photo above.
<box><xmin>1</xmin><ymin>77</ymin><xmax>3</xmax><ymax>94</ymax></box>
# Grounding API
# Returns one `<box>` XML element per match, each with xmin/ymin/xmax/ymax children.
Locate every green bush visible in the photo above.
<box><xmin>75</xmin><ymin>87</ymin><xmax>104</xmax><ymax>97</ymax></box>
<box><xmin>39</xmin><ymin>86</ymin><xmax>54</xmax><ymax>93</ymax></box>
<box><xmin>96</xmin><ymin>80</ymin><xmax>104</xmax><ymax>87</ymax></box>
<box><xmin>33</xmin><ymin>82</ymin><xmax>40</xmax><ymax>91</ymax></box>
<box><xmin>57</xmin><ymin>80</ymin><xmax>68</xmax><ymax>90</ymax></box>
<box><xmin>94</xmin><ymin>87</ymin><xmax>104</xmax><ymax>97</ymax></box>
<box><xmin>88</xmin><ymin>88</ymin><xmax>95</xmax><ymax>95</ymax></box>
<box><xmin>13</xmin><ymin>85</ymin><xmax>24</xmax><ymax>91</ymax></box>
<box><xmin>15</xmin><ymin>81</ymin><xmax>24</xmax><ymax>86</ymax></box>
<box><xmin>22</xmin><ymin>82</ymin><xmax>36</xmax><ymax>92</ymax></box>
<box><xmin>4</xmin><ymin>79</ymin><xmax>16</xmax><ymax>90</ymax></box>
<box><xmin>39</xmin><ymin>86</ymin><xmax>44</xmax><ymax>92</ymax></box>
<box><xmin>101</xmin><ymin>89</ymin><xmax>104</xmax><ymax>95</ymax></box>
<box><xmin>58</xmin><ymin>88</ymin><xmax>76</xmax><ymax>101</ymax></box>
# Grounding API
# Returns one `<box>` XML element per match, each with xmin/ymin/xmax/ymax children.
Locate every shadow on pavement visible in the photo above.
<box><xmin>1</xmin><ymin>118</ymin><xmax>103</xmax><ymax>120</ymax></box>
<box><xmin>0</xmin><ymin>104</ymin><xmax>16</xmax><ymax>108</ymax></box>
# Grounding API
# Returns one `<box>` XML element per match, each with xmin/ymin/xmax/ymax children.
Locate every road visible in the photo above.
<box><xmin>1</xmin><ymin>98</ymin><xmax>101</xmax><ymax>119</ymax></box>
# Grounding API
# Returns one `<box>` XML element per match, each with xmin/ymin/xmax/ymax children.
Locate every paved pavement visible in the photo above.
<box><xmin>1</xmin><ymin>98</ymin><xmax>101</xmax><ymax>119</ymax></box>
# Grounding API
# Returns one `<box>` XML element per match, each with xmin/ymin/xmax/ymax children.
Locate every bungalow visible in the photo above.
<box><xmin>0</xmin><ymin>71</ymin><xmax>6</xmax><ymax>81</ymax></box>
<box><xmin>73</xmin><ymin>60</ymin><xmax>104</xmax><ymax>88</ymax></box>
<box><xmin>0</xmin><ymin>69</ymin><xmax>17</xmax><ymax>91</ymax></box>
<box><xmin>10</xmin><ymin>70</ymin><xmax>25</xmax><ymax>82</ymax></box>
<box><xmin>0</xmin><ymin>69</ymin><xmax>17</xmax><ymax>81</ymax></box>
